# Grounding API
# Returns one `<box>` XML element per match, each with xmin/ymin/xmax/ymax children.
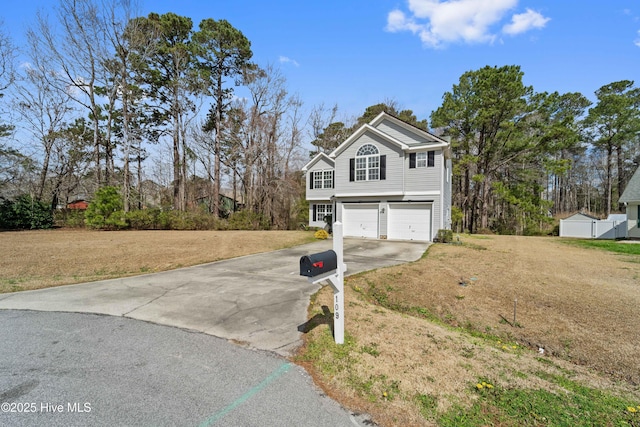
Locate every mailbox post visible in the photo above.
<box><xmin>299</xmin><ymin>221</ymin><xmax>346</xmax><ymax>344</ymax></box>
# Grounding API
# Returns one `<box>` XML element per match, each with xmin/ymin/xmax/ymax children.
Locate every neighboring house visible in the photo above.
<box><xmin>303</xmin><ymin>112</ymin><xmax>452</xmax><ymax>241</ymax></box>
<box><xmin>620</xmin><ymin>166</ymin><xmax>640</xmax><ymax>239</ymax></box>
<box><xmin>66</xmin><ymin>199</ymin><xmax>89</xmax><ymax>210</ymax></box>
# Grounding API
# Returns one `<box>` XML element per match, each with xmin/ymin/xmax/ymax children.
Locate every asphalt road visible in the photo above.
<box><xmin>0</xmin><ymin>310</ymin><xmax>371</xmax><ymax>426</ymax></box>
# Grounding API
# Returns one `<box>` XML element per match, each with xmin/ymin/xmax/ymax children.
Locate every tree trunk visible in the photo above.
<box><xmin>616</xmin><ymin>144</ymin><xmax>625</xmax><ymax>212</ymax></box>
<box><xmin>605</xmin><ymin>144</ymin><xmax>613</xmax><ymax>217</ymax></box>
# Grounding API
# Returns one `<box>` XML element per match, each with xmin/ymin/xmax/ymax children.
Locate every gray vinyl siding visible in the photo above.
<box><xmin>404</xmin><ymin>149</ymin><xmax>444</xmax><ymax>193</ymax></box>
<box><xmin>334</xmin><ymin>132</ymin><xmax>403</xmax><ymax>196</ymax></box>
<box><xmin>432</xmin><ymin>198</ymin><xmax>441</xmax><ymax>237</ymax></box>
<box><xmin>306</xmin><ymin>156</ymin><xmax>335</xmax><ymax>201</ymax></box>
<box><xmin>374</xmin><ymin>119</ymin><xmax>429</xmax><ymax>146</ymax></box>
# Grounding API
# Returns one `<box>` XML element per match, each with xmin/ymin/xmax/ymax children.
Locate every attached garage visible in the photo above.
<box><xmin>387</xmin><ymin>203</ymin><xmax>431</xmax><ymax>241</ymax></box>
<box><xmin>342</xmin><ymin>204</ymin><xmax>379</xmax><ymax>238</ymax></box>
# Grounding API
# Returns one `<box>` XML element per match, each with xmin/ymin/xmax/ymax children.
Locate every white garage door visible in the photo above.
<box><xmin>388</xmin><ymin>203</ymin><xmax>431</xmax><ymax>241</ymax></box>
<box><xmin>342</xmin><ymin>204</ymin><xmax>379</xmax><ymax>238</ymax></box>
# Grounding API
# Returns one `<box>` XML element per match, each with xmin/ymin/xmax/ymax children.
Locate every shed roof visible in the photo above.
<box><xmin>562</xmin><ymin>212</ymin><xmax>600</xmax><ymax>221</ymax></box>
<box><xmin>620</xmin><ymin>165</ymin><xmax>640</xmax><ymax>203</ymax></box>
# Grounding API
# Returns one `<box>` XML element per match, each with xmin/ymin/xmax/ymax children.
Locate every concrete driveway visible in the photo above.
<box><xmin>0</xmin><ymin>238</ymin><xmax>428</xmax><ymax>356</ymax></box>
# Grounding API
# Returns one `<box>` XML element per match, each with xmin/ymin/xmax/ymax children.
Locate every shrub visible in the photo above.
<box><xmin>85</xmin><ymin>186</ymin><xmax>127</xmax><ymax>230</ymax></box>
<box><xmin>314</xmin><ymin>229</ymin><xmax>329</xmax><ymax>240</ymax></box>
<box><xmin>0</xmin><ymin>195</ymin><xmax>53</xmax><ymax>230</ymax></box>
<box><xmin>55</xmin><ymin>209</ymin><xmax>85</xmax><ymax>228</ymax></box>
<box><xmin>437</xmin><ymin>229</ymin><xmax>453</xmax><ymax>243</ymax></box>
<box><xmin>125</xmin><ymin>209</ymin><xmax>157</xmax><ymax>230</ymax></box>
<box><xmin>228</xmin><ymin>210</ymin><xmax>271</xmax><ymax>230</ymax></box>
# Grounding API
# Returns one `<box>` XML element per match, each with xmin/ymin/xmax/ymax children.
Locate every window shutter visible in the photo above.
<box><xmin>332</xmin><ymin>171</ymin><xmax>335</xmax><ymax>188</ymax></box>
<box><xmin>312</xmin><ymin>204</ymin><xmax>317</xmax><ymax>222</ymax></box>
<box><xmin>309</xmin><ymin>172</ymin><xmax>314</xmax><ymax>189</ymax></box>
<box><xmin>428</xmin><ymin>151</ymin><xmax>435</xmax><ymax>167</ymax></box>
<box><xmin>409</xmin><ymin>153</ymin><xmax>416</xmax><ymax>169</ymax></box>
<box><xmin>349</xmin><ymin>158</ymin><xmax>355</xmax><ymax>182</ymax></box>
<box><xmin>380</xmin><ymin>155</ymin><xmax>386</xmax><ymax>180</ymax></box>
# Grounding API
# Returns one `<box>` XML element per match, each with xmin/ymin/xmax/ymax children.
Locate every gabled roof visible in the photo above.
<box><xmin>329</xmin><ymin>124</ymin><xmax>409</xmax><ymax>158</ymax></box>
<box><xmin>620</xmin><ymin>165</ymin><xmax>640</xmax><ymax>203</ymax></box>
<box><xmin>563</xmin><ymin>212</ymin><xmax>600</xmax><ymax>221</ymax></box>
<box><xmin>302</xmin><ymin>152</ymin><xmax>334</xmax><ymax>172</ymax></box>
<box><xmin>369</xmin><ymin>111</ymin><xmax>449</xmax><ymax>145</ymax></box>
<box><xmin>329</xmin><ymin>112</ymin><xmax>449</xmax><ymax>158</ymax></box>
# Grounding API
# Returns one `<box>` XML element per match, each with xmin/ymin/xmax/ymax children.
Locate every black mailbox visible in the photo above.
<box><xmin>300</xmin><ymin>250</ymin><xmax>338</xmax><ymax>277</ymax></box>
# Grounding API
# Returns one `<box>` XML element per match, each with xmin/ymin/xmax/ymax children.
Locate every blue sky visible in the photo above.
<box><xmin>3</xmin><ymin>0</ymin><xmax>640</xmax><ymax>128</ymax></box>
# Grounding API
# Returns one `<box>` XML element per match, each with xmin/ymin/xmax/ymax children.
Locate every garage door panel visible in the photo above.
<box><xmin>343</xmin><ymin>204</ymin><xmax>378</xmax><ymax>238</ymax></box>
<box><xmin>388</xmin><ymin>204</ymin><xmax>431</xmax><ymax>241</ymax></box>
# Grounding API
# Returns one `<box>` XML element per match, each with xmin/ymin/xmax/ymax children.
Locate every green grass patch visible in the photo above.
<box><xmin>563</xmin><ymin>239</ymin><xmax>640</xmax><ymax>256</ymax></box>
<box><xmin>0</xmin><ymin>277</ymin><xmax>28</xmax><ymax>293</ymax></box>
<box><xmin>295</xmin><ymin>328</ymin><xmax>357</xmax><ymax>376</ymax></box>
<box><xmin>437</xmin><ymin>375</ymin><xmax>639</xmax><ymax>427</ymax></box>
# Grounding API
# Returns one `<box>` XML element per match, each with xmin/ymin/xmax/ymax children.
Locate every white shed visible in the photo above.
<box><xmin>559</xmin><ymin>212</ymin><xmax>627</xmax><ymax>239</ymax></box>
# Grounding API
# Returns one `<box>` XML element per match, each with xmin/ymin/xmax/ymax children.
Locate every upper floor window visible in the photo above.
<box><xmin>416</xmin><ymin>152</ymin><xmax>427</xmax><ymax>168</ymax></box>
<box><xmin>309</xmin><ymin>169</ymin><xmax>333</xmax><ymax>189</ymax></box>
<box><xmin>355</xmin><ymin>144</ymin><xmax>379</xmax><ymax>181</ymax></box>
<box><xmin>410</xmin><ymin>151</ymin><xmax>435</xmax><ymax>168</ymax></box>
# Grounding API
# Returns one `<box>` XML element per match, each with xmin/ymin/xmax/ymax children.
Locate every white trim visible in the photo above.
<box><xmin>405</xmin><ymin>143</ymin><xmax>448</xmax><ymax>152</ymax></box>
<box><xmin>329</xmin><ymin>122</ymin><xmax>449</xmax><ymax>159</ymax></box>
<box><xmin>404</xmin><ymin>191</ymin><xmax>441</xmax><ymax>196</ymax></box>
<box><xmin>334</xmin><ymin>191</ymin><xmax>441</xmax><ymax>198</ymax></box>
<box><xmin>302</xmin><ymin>152</ymin><xmax>334</xmax><ymax>172</ymax></box>
<box><xmin>307</xmin><ymin>196</ymin><xmax>333</xmax><ymax>201</ymax></box>
<box><xmin>369</xmin><ymin>112</ymin><xmax>449</xmax><ymax>144</ymax></box>
<box><xmin>329</xmin><ymin>125</ymin><xmax>409</xmax><ymax>158</ymax></box>
<box><xmin>335</xmin><ymin>191</ymin><xmax>404</xmax><ymax>197</ymax></box>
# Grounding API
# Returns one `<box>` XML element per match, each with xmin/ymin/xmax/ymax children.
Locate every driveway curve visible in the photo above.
<box><xmin>0</xmin><ymin>238</ymin><xmax>428</xmax><ymax>356</ymax></box>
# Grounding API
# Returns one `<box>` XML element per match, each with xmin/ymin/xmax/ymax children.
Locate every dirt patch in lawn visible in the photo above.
<box><xmin>0</xmin><ymin>229</ymin><xmax>313</xmax><ymax>293</ymax></box>
<box><xmin>297</xmin><ymin>235</ymin><xmax>640</xmax><ymax>426</ymax></box>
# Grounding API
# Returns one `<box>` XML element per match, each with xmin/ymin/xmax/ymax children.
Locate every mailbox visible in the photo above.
<box><xmin>300</xmin><ymin>250</ymin><xmax>338</xmax><ymax>277</ymax></box>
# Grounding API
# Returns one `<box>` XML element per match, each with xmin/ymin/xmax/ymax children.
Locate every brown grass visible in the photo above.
<box><xmin>3</xmin><ymin>230</ymin><xmax>640</xmax><ymax>426</ymax></box>
<box><xmin>0</xmin><ymin>229</ymin><xmax>314</xmax><ymax>293</ymax></box>
<box><xmin>298</xmin><ymin>235</ymin><xmax>640</xmax><ymax>426</ymax></box>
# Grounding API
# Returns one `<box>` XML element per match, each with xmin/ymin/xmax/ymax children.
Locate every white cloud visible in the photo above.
<box><xmin>503</xmin><ymin>8</ymin><xmax>550</xmax><ymax>35</ymax></box>
<box><xmin>386</xmin><ymin>0</ymin><xmax>549</xmax><ymax>48</ymax></box>
<box><xmin>635</xmin><ymin>30</ymin><xmax>640</xmax><ymax>47</ymax></box>
<box><xmin>279</xmin><ymin>56</ymin><xmax>299</xmax><ymax>67</ymax></box>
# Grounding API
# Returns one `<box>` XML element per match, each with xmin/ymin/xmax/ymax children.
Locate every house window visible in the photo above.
<box><xmin>323</xmin><ymin>170</ymin><xmax>333</xmax><ymax>188</ymax></box>
<box><xmin>314</xmin><ymin>204</ymin><xmax>333</xmax><ymax>222</ymax></box>
<box><xmin>355</xmin><ymin>144</ymin><xmax>379</xmax><ymax>181</ymax></box>
<box><xmin>310</xmin><ymin>170</ymin><xmax>333</xmax><ymax>189</ymax></box>
<box><xmin>416</xmin><ymin>152</ymin><xmax>427</xmax><ymax>168</ymax></box>
<box><xmin>410</xmin><ymin>151</ymin><xmax>435</xmax><ymax>168</ymax></box>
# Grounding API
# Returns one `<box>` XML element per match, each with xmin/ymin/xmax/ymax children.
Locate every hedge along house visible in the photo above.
<box><xmin>303</xmin><ymin>112</ymin><xmax>452</xmax><ymax>241</ymax></box>
<box><xmin>619</xmin><ymin>165</ymin><xmax>640</xmax><ymax>239</ymax></box>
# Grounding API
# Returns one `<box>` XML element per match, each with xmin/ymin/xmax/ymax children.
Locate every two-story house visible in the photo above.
<box><xmin>303</xmin><ymin>112</ymin><xmax>452</xmax><ymax>241</ymax></box>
